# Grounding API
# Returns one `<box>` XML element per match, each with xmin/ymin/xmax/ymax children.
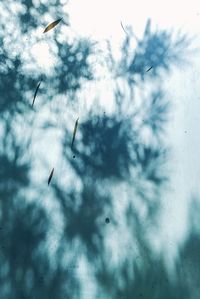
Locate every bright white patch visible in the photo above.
<box><xmin>31</xmin><ymin>41</ymin><xmax>55</xmax><ymax>70</ymax></box>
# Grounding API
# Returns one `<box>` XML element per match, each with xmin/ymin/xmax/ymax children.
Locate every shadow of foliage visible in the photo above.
<box><xmin>117</xmin><ymin>19</ymin><xmax>190</xmax><ymax>81</ymax></box>
<box><xmin>0</xmin><ymin>1</ymin><xmax>194</xmax><ymax>297</ymax></box>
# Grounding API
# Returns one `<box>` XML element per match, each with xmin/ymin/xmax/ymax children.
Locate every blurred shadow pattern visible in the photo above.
<box><xmin>0</xmin><ymin>1</ymin><xmax>197</xmax><ymax>298</ymax></box>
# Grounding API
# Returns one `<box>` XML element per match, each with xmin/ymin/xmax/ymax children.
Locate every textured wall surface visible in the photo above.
<box><xmin>0</xmin><ymin>1</ymin><xmax>200</xmax><ymax>298</ymax></box>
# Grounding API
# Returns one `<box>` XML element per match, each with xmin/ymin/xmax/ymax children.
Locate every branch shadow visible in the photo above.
<box><xmin>0</xmin><ymin>2</ymin><xmax>194</xmax><ymax>298</ymax></box>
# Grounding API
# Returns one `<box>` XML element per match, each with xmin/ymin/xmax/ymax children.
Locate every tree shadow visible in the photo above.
<box><xmin>0</xmin><ymin>1</ymin><xmax>194</xmax><ymax>297</ymax></box>
<box><xmin>52</xmin><ymin>18</ymin><xmax>191</xmax><ymax>299</ymax></box>
<box><xmin>175</xmin><ymin>196</ymin><xmax>200</xmax><ymax>299</ymax></box>
<box><xmin>117</xmin><ymin>19</ymin><xmax>190</xmax><ymax>81</ymax></box>
<box><xmin>0</xmin><ymin>0</ymin><xmax>94</xmax><ymax>298</ymax></box>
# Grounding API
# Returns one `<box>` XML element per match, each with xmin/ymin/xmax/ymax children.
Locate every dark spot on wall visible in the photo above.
<box><xmin>105</xmin><ymin>217</ymin><xmax>110</xmax><ymax>224</ymax></box>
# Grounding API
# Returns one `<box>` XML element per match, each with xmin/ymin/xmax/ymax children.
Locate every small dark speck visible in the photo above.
<box><xmin>73</xmin><ymin>155</ymin><xmax>75</xmax><ymax>158</ymax></box>
<box><xmin>105</xmin><ymin>217</ymin><xmax>110</xmax><ymax>224</ymax></box>
<box><xmin>185</xmin><ymin>131</ymin><xmax>187</xmax><ymax>133</ymax></box>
